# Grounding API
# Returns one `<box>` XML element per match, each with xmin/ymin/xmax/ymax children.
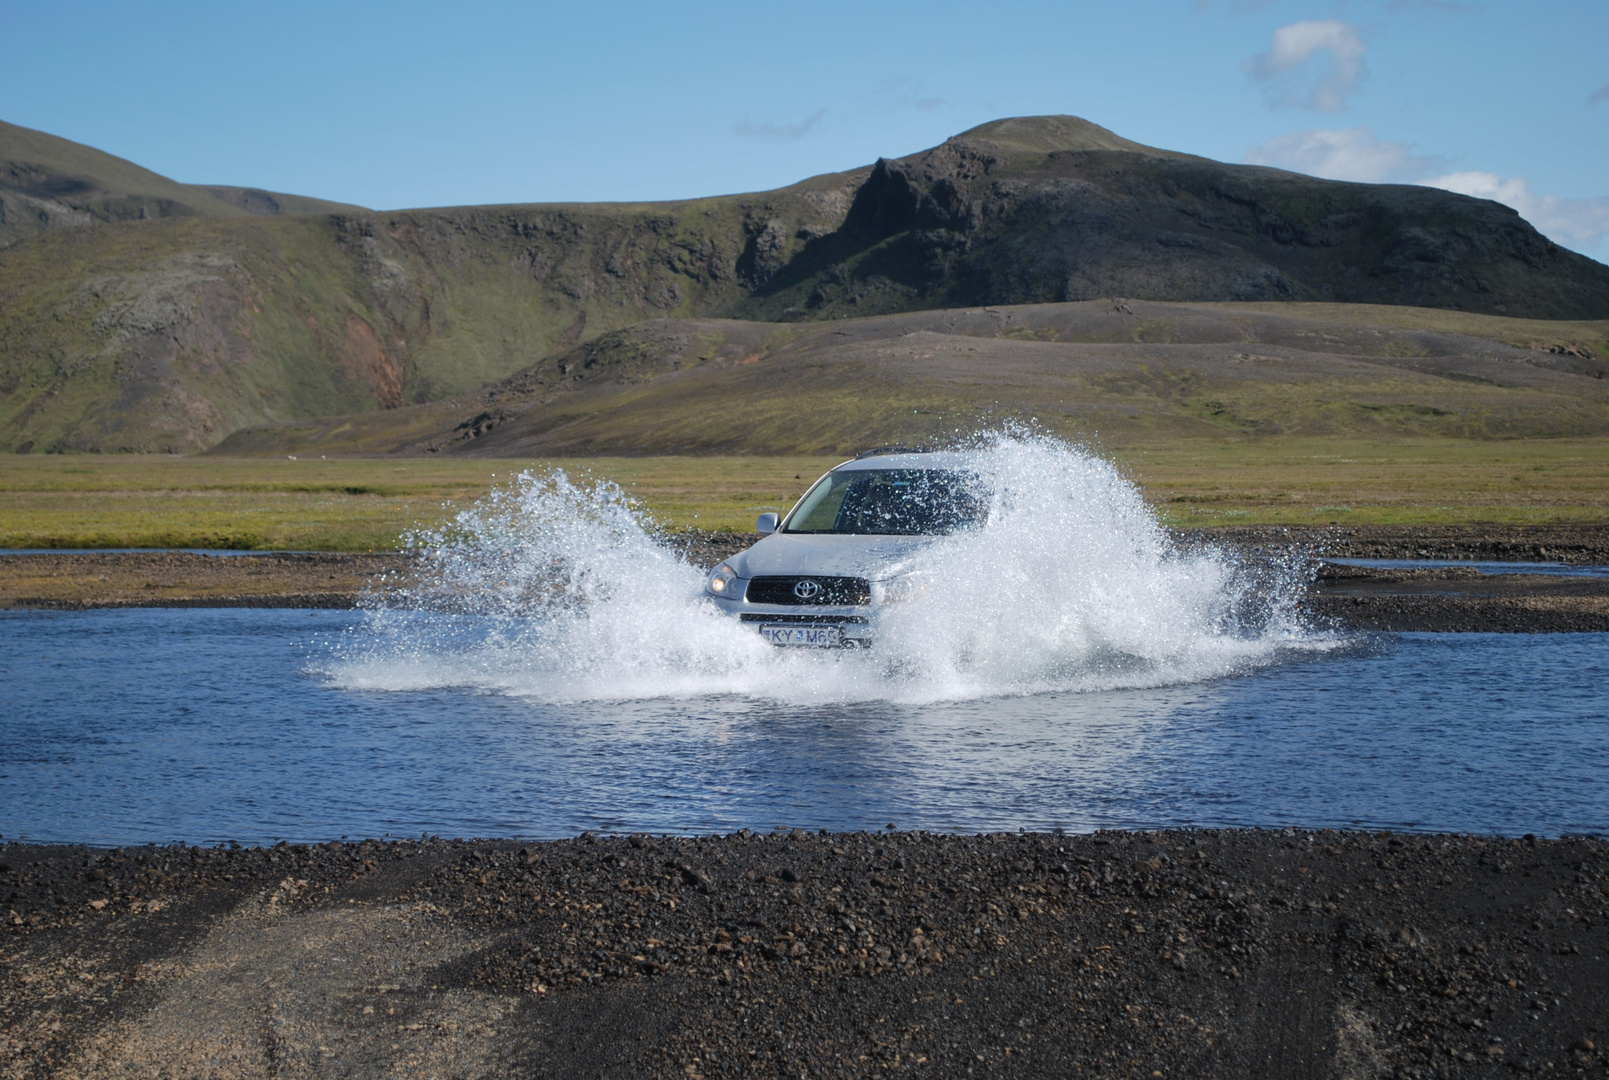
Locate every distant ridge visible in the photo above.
<box><xmin>0</xmin><ymin>119</ymin><xmax>364</xmax><ymax>248</ymax></box>
<box><xmin>2</xmin><ymin>114</ymin><xmax>1608</xmax><ymax>453</ymax></box>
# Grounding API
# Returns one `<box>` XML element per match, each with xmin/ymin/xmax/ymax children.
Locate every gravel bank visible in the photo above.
<box><xmin>672</xmin><ymin>524</ymin><xmax>1609</xmax><ymax>572</ymax></box>
<box><xmin>3</xmin><ymin>831</ymin><xmax>1605</xmax><ymax>1078</ymax></box>
<box><xmin>1186</xmin><ymin>524</ymin><xmax>1609</xmax><ymax>565</ymax></box>
<box><xmin>1311</xmin><ymin>566</ymin><xmax>1609</xmax><ymax>632</ymax></box>
<box><xmin>3</xmin><ymin>527</ymin><xmax>1607</xmax><ymax>632</ymax></box>
<box><xmin>0</xmin><ymin>551</ymin><xmax>407</xmax><ymax>610</ymax></box>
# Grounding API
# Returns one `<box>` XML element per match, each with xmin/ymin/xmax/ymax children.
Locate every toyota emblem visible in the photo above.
<box><xmin>793</xmin><ymin>579</ymin><xmax>822</xmax><ymax>600</ymax></box>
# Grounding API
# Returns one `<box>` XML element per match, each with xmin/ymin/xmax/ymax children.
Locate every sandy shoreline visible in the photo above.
<box><xmin>2</xmin><ymin>525</ymin><xmax>1606</xmax><ymax>631</ymax></box>
<box><xmin>3</xmin><ymin>830</ymin><xmax>1605</xmax><ymax>1078</ymax></box>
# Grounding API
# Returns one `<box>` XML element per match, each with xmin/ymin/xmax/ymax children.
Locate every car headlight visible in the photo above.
<box><xmin>707</xmin><ymin>564</ymin><xmax>739</xmax><ymax>598</ymax></box>
<box><xmin>876</xmin><ymin>574</ymin><xmax>927</xmax><ymax>604</ymax></box>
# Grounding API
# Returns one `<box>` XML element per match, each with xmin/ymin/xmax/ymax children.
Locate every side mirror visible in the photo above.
<box><xmin>756</xmin><ymin>512</ymin><xmax>779</xmax><ymax>535</ymax></box>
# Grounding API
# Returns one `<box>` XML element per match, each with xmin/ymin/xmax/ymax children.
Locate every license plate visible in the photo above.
<box><xmin>759</xmin><ymin>624</ymin><xmax>842</xmax><ymax>647</ymax></box>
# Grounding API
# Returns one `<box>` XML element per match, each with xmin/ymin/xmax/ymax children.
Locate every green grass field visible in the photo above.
<box><xmin>3</xmin><ymin>438</ymin><xmax>1605</xmax><ymax>550</ymax></box>
<box><xmin>0</xmin><ymin>455</ymin><xmax>841</xmax><ymax>549</ymax></box>
<box><xmin>1118</xmin><ymin>438</ymin><xmax>1609</xmax><ymax>526</ymax></box>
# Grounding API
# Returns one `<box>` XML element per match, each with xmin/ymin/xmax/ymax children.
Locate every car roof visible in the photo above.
<box><xmin>831</xmin><ymin>451</ymin><xmax>974</xmax><ymax>472</ymax></box>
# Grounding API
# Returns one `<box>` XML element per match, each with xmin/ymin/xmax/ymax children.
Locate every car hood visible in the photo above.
<box><xmin>726</xmin><ymin>533</ymin><xmax>937</xmax><ymax>580</ymax></box>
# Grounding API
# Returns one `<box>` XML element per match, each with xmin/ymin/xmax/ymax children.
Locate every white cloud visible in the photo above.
<box><xmin>1244</xmin><ymin>20</ymin><xmax>1368</xmax><ymax>112</ymax></box>
<box><xmin>1245</xmin><ymin>127</ymin><xmax>1446</xmax><ymax>182</ymax></box>
<box><xmin>734</xmin><ymin>109</ymin><xmax>825</xmax><ymax>142</ymax></box>
<box><xmin>1423</xmin><ymin>171</ymin><xmax>1609</xmax><ymax>257</ymax></box>
<box><xmin>1245</xmin><ymin>129</ymin><xmax>1609</xmax><ymax>260</ymax></box>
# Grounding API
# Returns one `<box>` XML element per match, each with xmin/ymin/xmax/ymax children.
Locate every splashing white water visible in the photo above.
<box><xmin>327</xmin><ymin>435</ymin><xmax>1338</xmax><ymax>702</ymax></box>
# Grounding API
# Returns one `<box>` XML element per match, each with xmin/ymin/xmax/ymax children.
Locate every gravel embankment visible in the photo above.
<box><xmin>3</xmin><ymin>831</ymin><xmax>1605</xmax><ymax>1078</ymax></box>
<box><xmin>3</xmin><ymin>526</ymin><xmax>1608</xmax><ymax>631</ymax></box>
<box><xmin>1178</xmin><ymin>523</ymin><xmax>1609</xmax><ymax>564</ymax></box>
<box><xmin>1310</xmin><ymin>565</ymin><xmax>1609</xmax><ymax>632</ymax></box>
<box><xmin>664</xmin><ymin>524</ymin><xmax>1609</xmax><ymax>573</ymax></box>
<box><xmin>0</xmin><ymin>551</ymin><xmax>409</xmax><ymax>610</ymax></box>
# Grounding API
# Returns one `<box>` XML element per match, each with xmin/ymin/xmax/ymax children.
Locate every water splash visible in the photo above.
<box><xmin>326</xmin><ymin>435</ymin><xmax>1339</xmax><ymax>702</ymax></box>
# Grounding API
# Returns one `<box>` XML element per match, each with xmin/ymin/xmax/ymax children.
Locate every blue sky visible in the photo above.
<box><xmin>3</xmin><ymin>0</ymin><xmax>1606</xmax><ymax>260</ymax></box>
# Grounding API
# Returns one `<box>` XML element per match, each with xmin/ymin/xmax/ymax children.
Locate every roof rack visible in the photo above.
<box><xmin>853</xmin><ymin>446</ymin><xmax>929</xmax><ymax>460</ymax></box>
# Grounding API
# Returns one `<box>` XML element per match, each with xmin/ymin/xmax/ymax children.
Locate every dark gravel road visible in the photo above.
<box><xmin>4</xmin><ymin>830</ymin><xmax>1606</xmax><ymax>1078</ymax></box>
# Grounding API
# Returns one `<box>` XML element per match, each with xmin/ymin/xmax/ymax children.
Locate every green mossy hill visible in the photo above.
<box><xmin>954</xmin><ymin>115</ymin><xmax>1181</xmax><ymax>156</ymax></box>
<box><xmin>209</xmin><ymin>300</ymin><xmax>1609</xmax><ymax>458</ymax></box>
<box><xmin>0</xmin><ymin>170</ymin><xmax>864</xmax><ymax>452</ymax></box>
<box><xmin>0</xmin><ymin>119</ymin><xmax>363</xmax><ymax>248</ymax></box>
<box><xmin>4</xmin><ymin>114</ymin><xmax>1609</xmax><ymax>454</ymax></box>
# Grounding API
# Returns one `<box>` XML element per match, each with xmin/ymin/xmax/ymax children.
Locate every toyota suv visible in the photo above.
<box><xmin>703</xmin><ymin>449</ymin><xmax>985</xmax><ymax>646</ymax></box>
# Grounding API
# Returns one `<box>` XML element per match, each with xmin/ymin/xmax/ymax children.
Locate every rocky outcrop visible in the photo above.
<box><xmin>748</xmin><ymin>119</ymin><xmax>1609</xmax><ymax>320</ymax></box>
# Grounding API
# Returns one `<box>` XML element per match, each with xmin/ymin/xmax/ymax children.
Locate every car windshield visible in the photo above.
<box><xmin>782</xmin><ymin>469</ymin><xmax>985</xmax><ymax>535</ymax></box>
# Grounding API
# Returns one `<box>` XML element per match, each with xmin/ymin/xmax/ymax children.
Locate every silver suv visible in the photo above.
<box><xmin>704</xmin><ymin>450</ymin><xmax>985</xmax><ymax>647</ymax></box>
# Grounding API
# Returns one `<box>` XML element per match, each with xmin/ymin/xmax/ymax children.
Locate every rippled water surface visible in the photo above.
<box><xmin>5</xmin><ymin>607</ymin><xmax>1605</xmax><ymax>846</ymax></box>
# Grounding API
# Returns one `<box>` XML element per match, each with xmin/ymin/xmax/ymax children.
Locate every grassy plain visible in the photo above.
<box><xmin>3</xmin><ymin>438</ymin><xmax>1605</xmax><ymax>550</ymax></box>
<box><xmin>0</xmin><ymin>455</ymin><xmax>839</xmax><ymax>550</ymax></box>
<box><xmin>1119</xmin><ymin>438</ymin><xmax>1609</xmax><ymax>526</ymax></box>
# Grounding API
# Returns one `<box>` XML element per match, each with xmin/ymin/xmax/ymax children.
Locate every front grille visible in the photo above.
<box><xmin>744</xmin><ymin>575</ymin><xmax>871</xmax><ymax>606</ymax></box>
<box><xmin>739</xmin><ymin>613</ymin><xmax>869</xmax><ymax>624</ymax></box>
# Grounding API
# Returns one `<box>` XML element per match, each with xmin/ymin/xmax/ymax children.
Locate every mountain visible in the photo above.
<box><xmin>750</xmin><ymin>116</ymin><xmax>1609</xmax><ymax>321</ymax></box>
<box><xmin>0</xmin><ymin>119</ymin><xmax>363</xmax><ymax>248</ymax></box>
<box><xmin>3</xmin><ymin>115</ymin><xmax>1608</xmax><ymax>454</ymax></box>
